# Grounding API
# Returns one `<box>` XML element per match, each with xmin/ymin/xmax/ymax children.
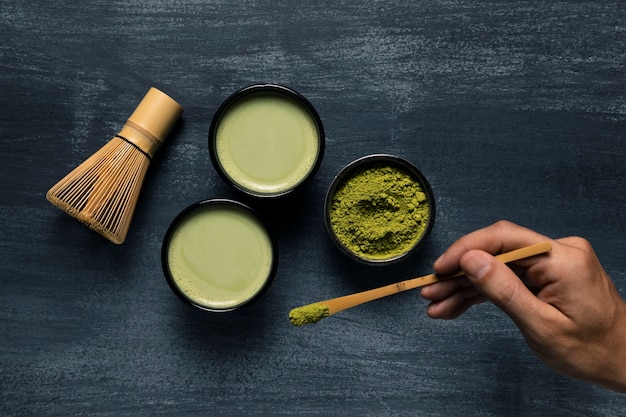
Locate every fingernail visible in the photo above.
<box><xmin>464</xmin><ymin>251</ymin><xmax>492</xmax><ymax>280</ymax></box>
<box><xmin>433</xmin><ymin>253</ymin><xmax>446</xmax><ymax>268</ymax></box>
<box><xmin>426</xmin><ymin>302</ymin><xmax>438</xmax><ymax>314</ymax></box>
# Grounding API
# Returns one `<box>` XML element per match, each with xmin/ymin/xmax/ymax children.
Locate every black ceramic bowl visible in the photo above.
<box><xmin>324</xmin><ymin>154</ymin><xmax>436</xmax><ymax>265</ymax></box>
<box><xmin>162</xmin><ymin>199</ymin><xmax>278</xmax><ymax>312</ymax></box>
<box><xmin>208</xmin><ymin>84</ymin><xmax>325</xmax><ymax>198</ymax></box>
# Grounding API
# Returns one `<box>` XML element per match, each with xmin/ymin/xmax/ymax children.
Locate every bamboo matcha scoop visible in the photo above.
<box><xmin>289</xmin><ymin>241</ymin><xmax>552</xmax><ymax>326</ymax></box>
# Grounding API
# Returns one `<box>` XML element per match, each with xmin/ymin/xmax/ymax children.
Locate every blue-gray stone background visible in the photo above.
<box><xmin>1</xmin><ymin>1</ymin><xmax>625</xmax><ymax>416</ymax></box>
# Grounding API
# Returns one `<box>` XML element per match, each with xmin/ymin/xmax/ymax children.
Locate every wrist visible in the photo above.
<box><xmin>597</xmin><ymin>300</ymin><xmax>626</xmax><ymax>393</ymax></box>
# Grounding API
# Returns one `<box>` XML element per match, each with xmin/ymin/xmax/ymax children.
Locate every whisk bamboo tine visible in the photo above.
<box><xmin>46</xmin><ymin>88</ymin><xmax>183</xmax><ymax>244</ymax></box>
<box><xmin>289</xmin><ymin>241</ymin><xmax>552</xmax><ymax>326</ymax></box>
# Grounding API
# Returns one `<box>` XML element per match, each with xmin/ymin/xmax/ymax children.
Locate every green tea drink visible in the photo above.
<box><xmin>214</xmin><ymin>91</ymin><xmax>321</xmax><ymax>196</ymax></box>
<box><xmin>165</xmin><ymin>202</ymin><xmax>275</xmax><ymax>310</ymax></box>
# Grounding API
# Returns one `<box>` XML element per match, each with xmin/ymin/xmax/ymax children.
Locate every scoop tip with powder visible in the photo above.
<box><xmin>289</xmin><ymin>303</ymin><xmax>330</xmax><ymax>326</ymax></box>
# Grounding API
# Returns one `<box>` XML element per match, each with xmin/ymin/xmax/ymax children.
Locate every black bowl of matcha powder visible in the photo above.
<box><xmin>325</xmin><ymin>154</ymin><xmax>435</xmax><ymax>265</ymax></box>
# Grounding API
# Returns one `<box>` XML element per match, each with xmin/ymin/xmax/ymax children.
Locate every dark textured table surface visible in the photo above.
<box><xmin>2</xmin><ymin>1</ymin><xmax>625</xmax><ymax>416</ymax></box>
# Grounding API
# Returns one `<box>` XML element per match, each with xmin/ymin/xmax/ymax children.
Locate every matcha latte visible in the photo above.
<box><xmin>209</xmin><ymin>85</ymin><xmax>324</xmax><ymax>197</ymax></box>
<box><xmin>162</xmin><ymin>200</ymin><xmax>276</xmax><ymax>311</ymax></box>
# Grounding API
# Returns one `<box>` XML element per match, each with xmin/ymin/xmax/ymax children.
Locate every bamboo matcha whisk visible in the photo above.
<box><xmin>46</xmin><ymin>87</ymin><xmax>184</xmax><ymax>244</ymax></box>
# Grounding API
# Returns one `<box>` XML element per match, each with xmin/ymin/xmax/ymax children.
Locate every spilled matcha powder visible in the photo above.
<box><xmin>289</xmin><ymin>303</ymin><xmax>330</xmax><ymax>326</ymax></box>
<box><xmin>328</xmin><ymin>163</ymin><xmax>430</xmax><ymax>261</ymax></box>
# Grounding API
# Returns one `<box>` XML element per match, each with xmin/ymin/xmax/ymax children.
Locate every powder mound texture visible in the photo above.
<box><xmin>289</xmin><ymin>303</ymin><xmax>330</xmax><ymax>326</ymax></box>
<box><xmin>329</xmin><ymin>164</ymin><xmax>430</xmax><ymax>260</ymax></box>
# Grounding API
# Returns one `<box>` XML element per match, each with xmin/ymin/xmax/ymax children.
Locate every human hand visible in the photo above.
<box><xmin>420</xmin><ymin>220</ymin><xmax>626</xmax><ymax>393</ymax></box>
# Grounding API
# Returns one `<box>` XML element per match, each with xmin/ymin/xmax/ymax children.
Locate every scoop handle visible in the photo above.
<box><xmin>323</xmin><ymin>241</ymin><xmax>553</xmax><ymax>315</ymax></box>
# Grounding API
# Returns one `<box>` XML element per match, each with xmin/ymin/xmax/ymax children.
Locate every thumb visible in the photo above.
<box><xmin>460</xmin><ymin>250</ymin><xmax>544</xmax><ymax>327</ymax></box>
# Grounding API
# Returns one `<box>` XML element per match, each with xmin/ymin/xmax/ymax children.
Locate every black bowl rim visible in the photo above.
<box><xmin>324</xmin><ymin>153</ymin><xmax>436</xmax><ymax>266</ymax></box>
<box><xmin>161</xmin><ymin>198</ymin><xmax>279</xmax><ymax>312</ymax></box>
<box><xmin>208</xmin><ymin>83</ymin><xmax>326</xmax><ymax>199</ymax></box>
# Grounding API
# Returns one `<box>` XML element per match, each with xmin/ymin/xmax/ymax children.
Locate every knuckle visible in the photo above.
<box><xmin>559</xmin><ymin>236</ymin><xmax>597</xmax><ymax>266</ymax></box>
<box><xmin>492</xmin><ymin>219</ymin><xmax>514</xmax><ymax>230</ymax></box>
<box><xmin>566</xmin><ymin>236</ymin><xmax>593</xmax><ymax>251</ymax></box>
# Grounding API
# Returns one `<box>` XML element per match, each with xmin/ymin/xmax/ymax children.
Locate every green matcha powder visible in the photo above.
<box><xmin>289</xmin><ymin>303</ymin><xmax>330</xmax><ymax>326</ymax></box>
<box><xmin>329</xmin><ymin>164</ymin><xmax>430</xmax><ymax>261</ymax></box>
